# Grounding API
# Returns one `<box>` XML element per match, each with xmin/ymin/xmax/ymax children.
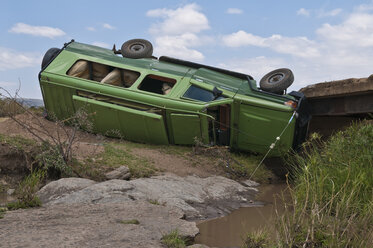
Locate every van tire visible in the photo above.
<box><xmin>41</xmin><ymin>48</ymin><xmax>60</xmax><ymax>69</ymax></box>
<box><xmin>260</xmin><ymin>68</ymin><xmax>294</xmax><ymax>93</ymax></box>
<box><xmin>121</xmin><ymin>39</ymin><xmax>153</xmax><ymax>59</ymax></box>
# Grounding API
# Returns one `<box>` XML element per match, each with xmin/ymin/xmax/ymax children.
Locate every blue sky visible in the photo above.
<box><xmin>1</xmin><ymin>0</ymin><xmax>373</xmax><ymax>99</ymax></box>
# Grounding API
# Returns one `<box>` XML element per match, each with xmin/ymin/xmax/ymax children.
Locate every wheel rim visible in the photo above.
<box><xmin>268</xmin><ymin>73</ymin><xmax>285</xmax><ymax>83</ymax></box>
<box><xmin>129</xmin><ymin>43</ymin><xmax>145</xmax><ymax>53</ymax></box>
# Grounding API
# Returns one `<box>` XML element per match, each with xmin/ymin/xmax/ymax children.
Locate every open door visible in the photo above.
<box><xmin>73</xmin><ymin>95</ymin><xmax>169</xmax><ymax>144</ymax></box>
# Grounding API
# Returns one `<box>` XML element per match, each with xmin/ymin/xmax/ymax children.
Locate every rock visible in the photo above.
<box><xmin>241</xmin><ymin>179</ymin><xmax>260</xmax><ymax>188</ymax></box>
<box><xmin>44</xmin><ymin>179</ymin><xmax>134</xmax><ymax>205</ymax></box>
<box><xmin>0</xmin><ymin>179</ymin><xmax>8</xmax><ymax>185</ymax></box>
<box><xmin>105</xmin><ymin>166</ymin><xmax>131</xmax><ymax>180</ymax></box>
<box><xmin>36</xmin><ymin>177</ymin><xmax>95</xmax><ymax>203</ymax></box>
<box><xmin>6</xmin><ymin>188</ymin><xmax>15</xmax><ymax>195</ymax></box>
<box><xmin>38</xmin><ymin>174</ymin><xmax>258</xmax><ymax>219</ymax></box>
<box><xmin>0</xmin><ymin>201</ymin><xmax>198</xmax><ymax>248</ymax></box>
<box><xmin>188</xmin><ymin>245</ymin><xmax>210</xmax><ymax>248</ymax></box>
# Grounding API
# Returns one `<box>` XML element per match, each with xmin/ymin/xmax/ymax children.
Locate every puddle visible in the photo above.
<box><xmin>195</xmin><ymin>184</ymin><xmax>289</xmax><ymax>248</ymax></box>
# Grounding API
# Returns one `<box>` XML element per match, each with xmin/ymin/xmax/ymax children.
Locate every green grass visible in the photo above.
<box><xmin>79</xmin><ymin>143</ymin><xmax>157</xmax><ymax>180</ymax></box>
<box><xmin>291</xmin><ymin>122</ymin><xmax>373</xmax><ymax>214</ymax></box>
<box><xmin>148</xmin><ymin>199</ymin><xmax>160</xmax><ymax>205</ymax></box>
<box><xmin>241</xmin><ymin>230</ymin><xmax>271</xmax><ymax>248</ymax></box>
<box><xmin>7</xmin><ymin>197</ymin><xmax>41</xmax><ymax>210</ymax></box>
<box><xmin>0</xmin><ymin>133</ymin><xmax>36</xmax><ymax>151</ymax></box>
<box><xmin>6</xmin><ymin>170</ymin><xmax>45</xmax><ymax>210</ymax></box>
<box><xmin>229</xmin><ymin>152</ymin><xmax>272</xmax><ymax>182</ymax></box>
<box><xmin>192</xmin><ymin>142</ymin><xmax>273</xmax><ymax>182</ymax></box>
<box><xmin>0</xmin><ymin>207</ymin><xmax>6</xmax><ymax>219</ymax></box>
<box><xmin>275</xmin><ymin>122</ymin><xmax>373</xmax><ymax>247</ymax></box>
<box><xmin>161</xmin><ymin>230</ymin><xmax>186</xmax><ymax>248</ymax></box>
<box><xmin>119</xmin><ymin>219</ymin><xmax>140</xmax><ymax>225</ymax></box>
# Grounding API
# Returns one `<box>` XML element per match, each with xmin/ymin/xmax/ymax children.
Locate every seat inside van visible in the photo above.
<box><xmin>67</xmin><ymin>60</ymin><xmax>140</xmax><ymax>88</ymax></box>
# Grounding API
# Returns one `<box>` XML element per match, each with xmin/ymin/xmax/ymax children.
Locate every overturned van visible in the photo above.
<box><xmin>39</xmin><ymin>39</ymin><xmax>310</xmax><ymax>156</ymax></box>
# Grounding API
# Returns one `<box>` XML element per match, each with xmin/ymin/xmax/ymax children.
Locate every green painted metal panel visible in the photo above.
<box><xmin>170</xmin><ymin>113</ymin><xmax>201</xmax><ymax>145</ymax></box>
<box><xmin>235</xmin><ymin>103</ymin><xmax>295</xmax><ymax>155</ymax></box>
<box><xmin>193</xmin><ymin>68</ymin><xmax>244</xmax><ymax>93</ymax></box>
<box><xmin>40</xmin><ymin>81</ymin><xmax>76</xmax><ymax>119</ymax></box>
<box><xmin>72</xmin><ymin>95</ymin><xmax>169</xmax><ymax>144</ymax></box>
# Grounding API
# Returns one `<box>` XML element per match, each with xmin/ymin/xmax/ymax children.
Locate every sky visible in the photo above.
<box><xmin>1</xmin><ymin>0</ymin><xmax>373</xmax><ymax>99</ymax></box>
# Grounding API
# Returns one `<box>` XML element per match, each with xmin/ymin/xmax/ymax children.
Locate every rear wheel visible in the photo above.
<box><xmin>41</xmin><ymin>48</ymin><xmax>60</xmax><ymax>69</ymax></box>
<box><xmin>260</xmin><ymin>68</ymin><xmax>294</xmax><ymax>93</ymax></box>
<box><xmin>121</xmin><ymin>39</ymin><xmax>153</xmax><ymax>59</ymax></box>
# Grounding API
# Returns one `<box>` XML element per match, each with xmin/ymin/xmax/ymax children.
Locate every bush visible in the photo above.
<box><xmin>242</xmin><ymin>230</ymin><xmax>271</xmax><ymax>248</ymax></box>
<box><xmin>292</xmin><ymin>122</ymin><xmax>373</xmax><ymax>214</ymax></box>
<box><xmin>277</xmin><ymin>122</ymin><xmax>373</xmax><ymax>247</ymax></box>
<box><xmin>36</xmin><ymin>142</ymin><xmax>73</xmax><ymax>178</ymax></box>
<box><xmin>7</xmin><ymin>170</ymin><xmax>45</xmax><ymax>210</ymax></box>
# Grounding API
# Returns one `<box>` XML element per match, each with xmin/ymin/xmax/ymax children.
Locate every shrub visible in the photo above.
<box><xmin>242</xmin><ymin>230</ymin><xmax>271</xmax><ymax>248</ymax></box>
<box><xmin>277</xmin><ymin>122</ymin><xmax>373</xmax><ymax>247</ymax></box>
<box><xmin>7</xmin><ymin>170</ymin><xmax>45</xmax><ymax>210</ymax></box>
<box><xmin>36</xmin><ymin>141</ymin><xmax>73</xmax><ymax>178</ymax></box>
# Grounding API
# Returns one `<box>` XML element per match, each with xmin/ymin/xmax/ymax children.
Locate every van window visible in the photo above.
<box><xmin>67</xmin><ymin>60</ymin><xmax>140</xmax><ymax>88</ymax></box>
<box><xmin>138</xmin><ymin>74</ymin><xmax>176</xmax><ymax>95</ymax></box>
<box><xmin>183</xmin><ymin>85</ymin><xmax>225</xmax><ymax>102</ymax></box>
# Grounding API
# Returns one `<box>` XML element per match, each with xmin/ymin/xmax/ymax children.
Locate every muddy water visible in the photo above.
<box><xmin>195</xmin><ymin>184</ymin><xmax>289</xmax><ymax>248</ymax></box>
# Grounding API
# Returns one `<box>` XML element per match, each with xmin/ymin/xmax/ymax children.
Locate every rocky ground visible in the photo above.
<box><xmin>1</xmin><ymin>202</ymin><xmax>197</xmax><ymax>248</ymax></box>
<box><xmin>1</xmin><ymin>174</ymin><xmax>259</xmax><ymax>247</ymax></box>
<box><xmin>37</xmin><ymin>175</ymin><xmax>259</xmax><ymax>220</ymax></box>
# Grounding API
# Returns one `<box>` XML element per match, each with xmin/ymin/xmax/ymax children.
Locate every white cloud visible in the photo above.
<box><xmin>355</xmin><ymin>2</ymin><xmax>373</xmax><ymax>12</ymax></box>
<box><xmin>220</xmin><ymin>4</ymin><xmax>373</xmax><ymax>89</ymax></box>
<box><xmin>103</xmin><ymin>23</ymin><xmax>116</xmax><ymax>30</ymax></box>
<box><xmin>297</xmin><ymin>8</ymin><xmax>310</xmax><ymax>17</ymax></box>
<box><xmin>146</xmin><ymin>3</ymin><xmax>209</xmax><ymax>35</ymax></box>
<box><xmin>0</xmin><ymin>47</ymin><xmax>41</xmax><ymax>71</ymax></box>
<box><xmin>147</xmin><ymin>3</ymin><xmax>210</xmax><ymax>61</ymax></box>
<box><xmin>222</xmin><ymin>31</ymin><xmax>320</xmax><ymax>58</ymax></box>
<box><xmin>317</xmin><ymin>13</ymin><xmax>373</xmax><ymax>47</ymax></box>
<box><xmin>0</xmin><ymin>81</ymin><xmax>17</xmax><ymax>87</ymax></box>
<box><xmin>9</xmin><ymin>23</ymin><xmax>65</xmax><ymax>39</ymax></box>
<box><xmin>86</xmin><ymin>27</ymin><xmax>96</xmax><ymax>31</ymax></box>
<box><xmin>318</xmin><ymin>8</ymin><xmax>342</xmax><ymax>17</ymax></box>
<box><xmin>92</xmin><ymin>42</ymin><xmax>111</xmax><ymax>49</ymax></box>
<box><xmin>227</xmin><ymin>8</ymin><xmax>243</xmax><ymax>15</ymax></box>
<box><xmin>218</xmin><ymin>56</ymin><xmax>288</xmax><ymax>81</ymax></box>
<box><xmin>153</xmin><ymin>33</ymin><xmax>206</xmax><ymax>61</ymax></box>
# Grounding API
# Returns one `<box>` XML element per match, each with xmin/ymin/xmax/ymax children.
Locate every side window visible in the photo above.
<box><xmin>183</xmin><ymin>85</ymin><xmax>225</xmax><ymax>102</ymax></box>
<box><xmin>67</xmin><ymin>60</ymin><xmax>140</xmax><ymax>88</ymax></box>
<box><xmin>138</xmin><ymin>74</ymin><xmax>176</xmax><ymax>95</ymax></box>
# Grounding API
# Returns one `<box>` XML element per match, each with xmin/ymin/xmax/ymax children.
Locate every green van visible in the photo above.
<box><xmin>39</xmin><ymin>39</ymin><xmax>310</xmax><ymax>156</ymax></box>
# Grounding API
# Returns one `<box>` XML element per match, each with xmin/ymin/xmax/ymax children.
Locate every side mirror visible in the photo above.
<box><xmin>212</xmin><ymin>86</ymin><xmax>223</xmax><ymax>99</ymax></box>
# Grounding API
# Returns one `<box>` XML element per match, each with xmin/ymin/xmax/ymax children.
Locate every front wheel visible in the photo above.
<box><xmin>259</xmin><ymin>68</ymin><xmax>294</xmax><ymax>93</ymax></box>
<box><xmin>121</xmin><ymin>39</ymin><xmax>153</xmax><ymax>59</ymax></box>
